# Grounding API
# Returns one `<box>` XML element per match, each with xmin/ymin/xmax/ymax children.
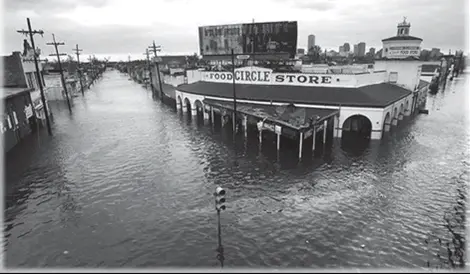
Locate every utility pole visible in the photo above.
<box><xmin>88</xmin><ymin>55</ymin><xmax>95</xmax><ymax>86</ymax></box>
<box><xmin>149</xmin><ymin>41</ymin><xmax>164</xmax><ymax>102</ymax></box>
<box><xmin>47</xmin><ymin>34</ymin><xmax>72</xmax><ymax>113</ymax></box>
<box><xmin>231</xmin><ymin>49</ymin><xmax>238</xmax><ymax>135</ymax></box>
<box><xmin>72</xmin><ymin>44</ymin><xmax>85</xmax><ymax>95</ymax></box>
<box><xmin>17</xmin><ymin>18</ymin><xmax>52</xmax><ymax>136</ymax></box>
<box><xmin>143</xmin><ymin>49</ymin><xmax>155</xmax><ymax>95</ymax></box>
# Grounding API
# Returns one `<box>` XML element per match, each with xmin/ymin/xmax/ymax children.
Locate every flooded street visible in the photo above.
<box><xmin>4</xmin><ymin>70</ymin><xmax>468</xmax><ymax>268</ymax></box>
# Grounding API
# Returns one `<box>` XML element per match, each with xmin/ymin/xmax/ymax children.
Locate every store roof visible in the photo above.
<box><xmin>178</xmin><ymin>81</ymin><xmax>412</xmax><ymax>108</ymax></box>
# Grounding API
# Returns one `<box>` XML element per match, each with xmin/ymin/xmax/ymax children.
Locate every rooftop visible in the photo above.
<box><xmin>1</xmin><ymin>87</ymin><xmax>31</xmax><ymax>100</ymax></box>
<box><xmin>203</xmin><ymin>99</ymin><xmax>338</xmax><ymax>131</ymax></box>
<box><xmin>178</xmin><ymin>81</ymin><xmax>412</xmax><ymax>108</ymax></box>
<box><xmin>382</xmin><ymin>35</ymin><xmax>423</xmax><ymax>42</ymax></box>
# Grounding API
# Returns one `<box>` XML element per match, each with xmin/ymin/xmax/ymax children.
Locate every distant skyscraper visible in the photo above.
<box><xmin>353</xmin><ymin>44</ymin><xmax>359</xmax><ymax>56</ymax></box>
<box><xmin>343</xmin><ymin>43</ymin><xmax>350</xmax><ymax>52</ymax></box>
<box><xmin>308</xmin><ymin>35</ymin><xmax>316</xmax><ymax>51</ymax></box>
<box><xmin>430</xmin><ymin>48</ymin><xmax>441</xmax><ymax>59</ymax></box>
<box><xmin>358</xmin><ymin>42</ymin><xmax>366</xmax><ymax>57</ymax></box>
<box><xmin>339</xmin><ymin>45</ymin><xmax>344</xmax><ymax>53</ymax></box>
<box><xmin>369</xmin><ymin>47</ymin><xmax>376</xmax><ymax>56</ymax></box>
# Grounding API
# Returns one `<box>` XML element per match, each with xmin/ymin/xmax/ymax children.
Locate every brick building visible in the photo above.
<box><xmin>2</xmin><ymin>40</ymin><xmax>50</xmax><ymax>152</ymax></box>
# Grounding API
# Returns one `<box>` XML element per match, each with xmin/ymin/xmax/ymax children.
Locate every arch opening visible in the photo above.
<box><xmin>392</xmin><ymin>107</ymin><xmax>398</xmax><ymax>126</ymax></box>
<box><xmin>184</xmin><ymin>98</ymin><xmax>191</xmax><ymax>114</ymax></box>
<box><xmin>177</xmin><ymin>96</ymin><xmax>183</xmax><ymax>109</ymax></box>
<box><xmin>382</xmin><ymin>112</ymin><xmax>391</xmax><ymax>136</ymax></box>
<box><xmin>194</xmin><ymin>100</ymin><xmax>204</xmax><ymax>120</ymax></box>
<box><xmin>342</xmin><ymin>114</ymin><xmax>372</xmax><ymax>140</ymax></box>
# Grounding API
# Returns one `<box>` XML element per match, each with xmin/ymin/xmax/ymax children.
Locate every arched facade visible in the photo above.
<box><xmin>399</xmin><ymin>103</ymin><xmax>404</xmax><ymax>120</ymax></box>
<box><xmin>341</xmin><ymin>114</ymin><xmax>372</xmax><ymax>139</ymax></box>
<box><xmin>404</xmin><ymin>100</ymin><xmax>410</xmax><ymax>116</ymax></box>
<box><xmin>383</xmin><ymin>112</ymin><xmax>391</xmax><ymax>133</ymax></box>
<box><xmin>194</xmin><ymin>99</ymin><xmax>204</xmax><ymax>118</ymax></box>
<box><xmin>177</xmin><ymin>95</ymin><xmax>183</xmax><ymax>110</ymax></box>
<box><xmin>184</xmin><ymin>97</ymin><xmax>191</xmax><ymax>113</ymax></box>
<box><xmin>392</xmin><ymin>107</ymin><xmax>398</xmax><ymax>126</ymax></box>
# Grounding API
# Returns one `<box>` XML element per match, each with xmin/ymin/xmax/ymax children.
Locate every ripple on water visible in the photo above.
<box><xmin>4</xmin><ymin>71</ymin><xmax>469</xmax><ymax>268</ymax></box>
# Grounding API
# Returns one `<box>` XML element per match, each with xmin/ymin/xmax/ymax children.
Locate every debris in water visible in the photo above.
<box><xmin>306</xmin><ymin>240</ymin><xmax>309</xmax><ymax>243</ymax></box>
<box><xmin>337</xmin><ymin>210</ymin><xmax>343</xmax><ymax>215</ymax></box>
<box><xmin>361</xmin><ymin>244</ymin><xmax>365</xmax><ymax>248</ymax></box>
<box><xmin>63</xmin><ymin>251</ymin><xmax>69</xmax><ymax>255</ymax></box>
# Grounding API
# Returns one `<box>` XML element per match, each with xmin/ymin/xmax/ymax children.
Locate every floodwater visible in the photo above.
<box><xmin>4</xmin><ymin>70</ymin><xmax>468</xmax><ymax>269</ymax></box>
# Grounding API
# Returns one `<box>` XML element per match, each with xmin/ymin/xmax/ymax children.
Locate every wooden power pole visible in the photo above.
<box><xmin>17</xmin><ymin>18</ymin><xmax>53</xmax><ymax>136</ymax></box>
<box><xmin>148</xmin><ymin>41</ymin><xmax>164</xmax><ymax>102</ymax></box>
<box><xmin>144</xmin><ymin>49</ymin><xmax>155</xmax><ymax>95</ymax></box>
<box><xmin>72</xmin><ymin>44</ymin><xmax>85</xmax><ymax>95</ymax></box>
<box><xmin>47</xmin><ymin>34</ymin><xmax>72</xmax><ymax>113</ymax></box>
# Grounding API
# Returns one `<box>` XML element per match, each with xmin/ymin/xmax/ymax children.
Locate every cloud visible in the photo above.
<box><xmin>2</xmin><ymin>0</ymin><xmax>468</xmax><ymax>59</ymax></box>
<box><xmin>4</xmin><ymin>0</ymin><xmax>109</xmax><ymax>12</ymax></box>
<box><xmin>293</xmin><ymin>0</ymin><xmax>336</xmax><ymax>11</ymax></box>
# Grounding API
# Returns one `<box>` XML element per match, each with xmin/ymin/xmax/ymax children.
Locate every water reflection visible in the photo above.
<box><xmin>3</xmin><ymin>71</ymin><xmax>468</xmax><ymax>269</ymax></box>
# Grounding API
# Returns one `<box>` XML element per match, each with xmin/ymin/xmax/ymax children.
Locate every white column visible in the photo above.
<box><xmin>276</xmin><ymin>133</ymin><xmax>281</xmax><ymax>152</ymax></box>
<box><xmin>392</xmin><ymin>117</ymin><xmax>398</xmax><ymax>126</ymax></box>
<box><xmin>243</xmin><ymin>115</ymin><xmax>248</xmax><ymax>138</ymax></box>
<box><xmin>221</xmin><ymin>114</ymin><xmax>225</xmax><ymax>128</ymax></box>
<box><xmin>182</xmin><ymin>104</ymin><xmax>188</xmax><ymax>113</ymax></box>
<box><xmin>298</xmin><ymin>132</ymin><xmax>303</xmax><ymax>160</ymax></box>
<box><xmin>398</xmin><ymin>113</ymin><xmax>404</xmax><ymax>120</ymax></box>
<box><xmin>258</xmin><ymin>121</ymin><xmax>263</xmax><ymax>147</ymax></box>
<box><xmin>312</xmin><ymin>128</ymin><xmax>316</xmax><ymax>152</ymax></box>
<box><xmin>333</xmin><ymin>115</ymin><xmax>339</xmax><ymax>138</ymax></box>
<box><xmin>191</xmin><ymin>107</ymin><xmax>197</xmax><ymax>116</ymax></box>
<box><xmin>323</xmin><ymin>120</ymin><xmax>328</xmax><ymax>144</ymax></box>
<box><xmin>176</xmin><ymin>100</ymin><xmax>181</xmax><ymax>110</ymax></box>
<box><xmin>211</xmin><ymin>107</ymin><xmax>215</xmax><ymax>129</ymax></box>
<box><xmin>203</xmin><ymin>111</ymin><xmax>209</xmax><ymax>125</ymax></box>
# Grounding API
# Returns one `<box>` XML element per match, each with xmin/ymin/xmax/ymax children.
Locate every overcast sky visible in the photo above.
<box><xmin>2</xmin><ymin>0</ymin><xmax>468</xmax><ymax>61</ymax></box>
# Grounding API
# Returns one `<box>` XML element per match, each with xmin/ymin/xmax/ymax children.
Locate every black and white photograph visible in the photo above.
<box><xmin>0</xmin><ymin>0</ymin><xmax>469</xmax><ymax>272</ymax></box>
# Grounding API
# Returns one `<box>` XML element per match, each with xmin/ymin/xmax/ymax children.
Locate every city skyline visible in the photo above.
<box><xmin>2</xmin><ymin>0</ymin><xmax>468</xmax><ymax>61</ymax></box>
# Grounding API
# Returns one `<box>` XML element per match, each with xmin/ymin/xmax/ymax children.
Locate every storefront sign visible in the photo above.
<box><xmin>203</xmin><ymin>67</ymin><xmax>334</xmax><ymax>86</ymax></box>
<box><xmin>205</xmin><ymin>70</ymin><xmax>271</xmax><ymax>83</ymax></box>
<box><xmin>275</xmin><ymin>74</ymin><xmax>332</xmax><ymax>84</ymax></box>
<box><xmin>24</xmin><ymin>105</ymin><xmax>33</xmax><ymax>118</ymax></box>
<box><xmin>274</xmin><ymin>125</ymin><xmax>282</xmax><ymax>135</ymax></box>
<box><xmin>389</xmin><ymin>50</ymin><xmax>420</xmax><ymax>56</ymax></box>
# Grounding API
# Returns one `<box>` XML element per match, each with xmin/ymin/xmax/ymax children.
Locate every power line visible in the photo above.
<box><xmin>17</xmin><ymin>18</ymin><xmax>52</xmax><ymax>136</ymax></box>
<box><xmin>46</xmin><ymin>33</ymin><xmax>72</xmax><ymax>113</ymax></box>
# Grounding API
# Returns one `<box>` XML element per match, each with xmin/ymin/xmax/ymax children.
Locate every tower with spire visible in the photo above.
<box><xmin>381</xmin><ymin>17</ymin><xmax>422</xmax><ymax>59</ymax></box>
<box><xmin>397</xmin><ymin>17</ymin><xmax>411</xmax><ymax>36</ymax></box>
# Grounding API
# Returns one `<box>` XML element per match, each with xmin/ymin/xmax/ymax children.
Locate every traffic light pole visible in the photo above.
<box><xmin>214</xmin><ymin>186</ymin><xmax>226</xmax><ymax>268</ymax></box>
<box><xmin>216</xmin><ymin>208</ymin><xmax>224</xmax><ymax>268</ymax></box>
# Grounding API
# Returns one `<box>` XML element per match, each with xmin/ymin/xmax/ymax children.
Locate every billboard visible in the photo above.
<box><xmin>199</xmin><ymin>21</ymin><xmax>297</xmax><ymax>58</ymax></box>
